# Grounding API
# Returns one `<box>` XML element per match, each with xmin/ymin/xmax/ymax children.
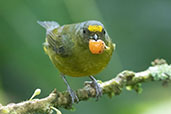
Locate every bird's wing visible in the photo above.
<box><xmin>38</xmin><ymin>21</ymin><xmax>74</xmax><ymax>57</ymax></box>
<box><xmin>38</xmin><ymin>22</ymin><xmax>73</xmax><ymax>57</ymax></box>
<box><xmin>46</xmin><ymin>31</ymin><xmax>73</xmax><ymax>57</ymax></box>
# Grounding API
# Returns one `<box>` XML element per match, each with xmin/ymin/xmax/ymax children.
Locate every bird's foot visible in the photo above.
<box><xmin>61</xmin><ymin>74</ymin><xmax>79</xmax><ymax>104</ymax></box>
<box><xmin>89</xmin><ymin>76</ymin><xmax>103</xmax><ymax>101</ymax></box>
<box><xmin>67</xmin><ymin>87</ymin><xmax>79</xmax><ymax>104</ymax></box>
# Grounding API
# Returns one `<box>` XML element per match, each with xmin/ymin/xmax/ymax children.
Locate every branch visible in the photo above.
<box><xmin>0</xmin><ymin>59</ymin><xmax>171</xmax><ymax>114</ymax></box>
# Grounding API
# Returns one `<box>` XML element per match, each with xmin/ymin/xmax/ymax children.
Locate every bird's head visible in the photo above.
<box><xmin>77</xmin><ymin>20</ymin><xmax>110</xmax><ymax>54</ymax></box>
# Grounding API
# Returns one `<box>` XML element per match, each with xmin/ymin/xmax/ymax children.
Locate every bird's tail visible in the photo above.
<box><xmin>37</xmin><ymin>21</ymin><xmax>60</xmax><ymax>31</ymax></box>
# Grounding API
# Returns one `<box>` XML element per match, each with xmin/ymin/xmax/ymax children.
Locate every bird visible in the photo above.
<box><xmin>38</xmin><ymin>20</ymin><xmax>115</xmax><ymax>103</ymax></box>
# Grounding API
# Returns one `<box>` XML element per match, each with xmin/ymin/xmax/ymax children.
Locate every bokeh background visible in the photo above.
<box><xmin>0</xmin><ymin>0</ymin><xmax>171</xmax><ymax>114</ymax></box>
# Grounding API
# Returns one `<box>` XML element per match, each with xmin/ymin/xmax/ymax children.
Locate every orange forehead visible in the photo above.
<box><xmin>89</xmin><ymin>39</ymin><xmax>105</xmax><ymax>54</ymax></box>
<box><xmin>88</xmin><ymin>25</ymin><xmax>103</xmax><ymax>32</ymax></box>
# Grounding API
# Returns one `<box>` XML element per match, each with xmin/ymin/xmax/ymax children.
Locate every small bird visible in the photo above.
<box><xmin>38</xmin><ymin>20</ymin><xmax>115</xmax><ymax>103</ymax></box>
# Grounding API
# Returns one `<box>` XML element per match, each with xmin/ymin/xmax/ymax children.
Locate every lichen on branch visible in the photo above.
<box><xmin>0</xmin><ymin>59</ymin><xmax>170</xmax><ymax>114</ymax></box>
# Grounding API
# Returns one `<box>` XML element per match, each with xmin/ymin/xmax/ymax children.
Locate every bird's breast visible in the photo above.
<box><xmin>50</xmin><ymin>44</ymin><xmax>113</xmax><ymax>77</ymax></box>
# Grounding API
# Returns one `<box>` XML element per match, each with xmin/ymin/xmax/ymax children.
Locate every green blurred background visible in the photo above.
<box><xmin>0</xmin><ymin>0</ymin><xmax>171</xmax><ymax>114</ymax></box>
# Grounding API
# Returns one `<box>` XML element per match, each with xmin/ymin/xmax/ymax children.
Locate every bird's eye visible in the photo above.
<box><xmin>103</xmin><ymin>30</ymin><xmax>106</xmax><ymax>34</ymax></box>
<box><xmin>83</xmin><ymin>30</ymin><xmax>86</xmax><ymax>34</ymax></box>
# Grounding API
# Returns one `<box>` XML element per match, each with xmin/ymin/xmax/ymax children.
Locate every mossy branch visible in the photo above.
<box><xmin>0</xmin><ymin>59</ymin><xmax>171</xmax><ymax>114</ymax></box>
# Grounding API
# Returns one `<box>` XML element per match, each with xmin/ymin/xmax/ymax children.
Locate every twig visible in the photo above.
<box><xmin>0</xmin><ymin>59</ymin><xmax>170</xmax><ymax>114</ymax></box>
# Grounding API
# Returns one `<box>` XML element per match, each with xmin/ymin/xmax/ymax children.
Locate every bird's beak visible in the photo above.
<box><xmin>93</xmin><ymin>34</ymin><xmax>98</xmax><ymax>41</ymax></box>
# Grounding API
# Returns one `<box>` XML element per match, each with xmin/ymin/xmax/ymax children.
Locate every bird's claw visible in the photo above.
<box><xmin>67</xmin><ymin>87</ymin><xmax>79</xmax><ymax>104</ymax></box>
<box><xmin>92</xmin><ymin>80</ymin><xmax>102</xmax><ymax>101</ymax></box>
<box><xmin>61</xmin><ymin>74</ymin><xmax>79</xmax><ymax>104</ymax></box>
<box><xmin>89</xmin><ymin>76</ymin><xmax>103</xmax><ymax>101</ymax></box>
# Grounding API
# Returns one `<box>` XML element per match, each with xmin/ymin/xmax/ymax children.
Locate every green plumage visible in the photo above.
<box><xmin>38</xmin><ymin>20</ymin><xmax>115</xmax><ymax>77</ymax></box>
